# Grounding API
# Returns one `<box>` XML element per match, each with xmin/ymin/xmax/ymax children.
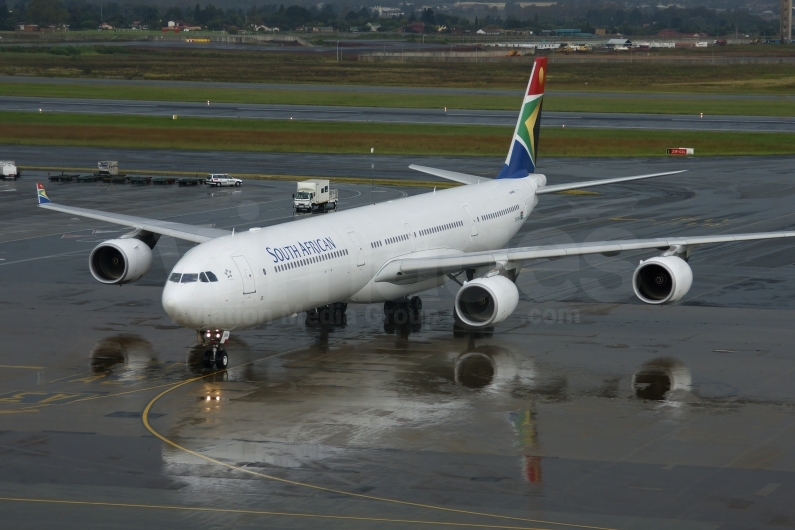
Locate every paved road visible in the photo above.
<box><xmin>4</xmin><ymin>95</ymin><xmax>794</xmax><ymax>132</ymax></box>
<box><xmin>1</xmin><ymin>156</ymin><xmax>795</xmax><ymax>529</ymax></box>
<box><xmin>5</xmin><ymin>144</ymin><xmax>794</xmax><ymax>185</ymax></box>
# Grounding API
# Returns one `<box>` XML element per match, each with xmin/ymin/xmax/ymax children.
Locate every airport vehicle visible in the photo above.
<box><xmin>1</xmin><ymin>161</ymin><xmax>18</xmax><ymax>180</ymax></box>
<box><xmin>35</xmin><ymin>57</ymin><xmax>795</xmax><ymax>370</ymax></box>
<box><xmin>293</xmin><ymin>179</ymin><xmax>338</xmax><ymax>212</ymax></box>
<box><xmin>206</xmin><ymin>174</ymin><xmax>242</xmax><ymax>187</ymax></box>
<box><xmin>97</xmin><ymin>161</ymin><xmax>119</xmax><ymax>176</ymax></box>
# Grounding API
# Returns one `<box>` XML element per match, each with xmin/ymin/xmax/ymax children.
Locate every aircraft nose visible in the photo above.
<box><xmin>162</xmin><ymin>285</ymin><xmax>178</xmax><ymax>314</ymax></box>
<box><xmin>162</xmin><ymin>282</ymin><xmax>196</xmax><ymax>328</ymax></box>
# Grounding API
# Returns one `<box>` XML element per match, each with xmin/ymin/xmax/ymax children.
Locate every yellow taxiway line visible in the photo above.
<box><xmin>142</xmin><ymin>352</ymin><xmax>617</xmax><ymax>530</ymax></box>
<box><xmin>0</xmin><ymin>496</ymin><xmax>572</xmax><ymax>530</ymax></box>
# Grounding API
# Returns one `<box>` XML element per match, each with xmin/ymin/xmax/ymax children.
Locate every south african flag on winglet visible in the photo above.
<box><xmin>496</xmin><ymin>57</ymin><xmax>547</xmax><ymax>180</ymax></box>
<box><xmin>37</xmin><ymin>183</ymin><xmax>52</xmax><ymax>204</ymax></box>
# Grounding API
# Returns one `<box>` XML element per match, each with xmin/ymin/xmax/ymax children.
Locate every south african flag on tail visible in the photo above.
<box><xmin>496</xmin><ymin>57</ymin><xmax>547</xmax><ymax>180</ymax></box>
<box><xmin>37</xmin><ymin>183</ymin><xmax>52</xmax><ymax>204</ymax></box>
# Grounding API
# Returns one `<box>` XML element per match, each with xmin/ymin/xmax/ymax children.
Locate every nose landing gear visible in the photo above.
<box><xmin>199</xmin><ymin>329</ymin><xmax>230</xmax><ymax>369</ymax></box>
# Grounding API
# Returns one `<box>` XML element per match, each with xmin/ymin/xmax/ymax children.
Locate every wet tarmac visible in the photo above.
<box><xmin>1</xmin><ymin>157</ymin><xmax>795</xmax><ymax>529</ymax></box>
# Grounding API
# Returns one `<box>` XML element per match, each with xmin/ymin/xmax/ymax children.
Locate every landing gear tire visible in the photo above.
<box><xmin>305</xmin><ymin>303</ymin><xmax>347</xmax><ymax>327</ymax></box>
<box><xmin>215</xmin><ymin>350</ymin><xmax>229</xmax><ymax>369</ymax></box>
<box><xmin>409</xmin><ymin>296</ymin><xmax>422</xmax><ymax>314</ymax></box>
<box><xmin>202</xmin><ymin>350</ymin><xmax>214</xmax><ymax>368</ymax></box>
<box><xmin>383</xmin><ymin>297</ymin><xmax>422</xmax><ymax>333</ymax></box>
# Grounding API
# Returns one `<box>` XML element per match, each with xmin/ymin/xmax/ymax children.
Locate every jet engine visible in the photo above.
<box><xmin>454</xmin><ymin>275</ymin><xmax>519</xmax><ymax>328</ymax></box>
<box><xmin>632</xmin><ymin>256</ymin><xmax>693</xmax><ymax>305</ymax></box>
<box><xmin>89</xmin><ymin>238</ymin><xmax>153</xmax><ymax>285</ymax></box>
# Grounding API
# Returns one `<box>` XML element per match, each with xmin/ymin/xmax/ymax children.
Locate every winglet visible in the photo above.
<box><xmin>37</xmin><ymin>183</ymin><xmax>52</xmax><ymax>204</ymax></box>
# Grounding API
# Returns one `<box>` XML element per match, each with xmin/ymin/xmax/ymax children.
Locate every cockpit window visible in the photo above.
<box><xmin>169</xmin><ymin>273</ymin><xmax>181</xmax><ymax>283</ymax></box>
<box><xmin>199</xmin><ymin>272</ymin><xmax>209</xmax><ymax>283</ymax></box>
<box><xmin>181</xmin><ymin>273</ymin><xmax>198</xmax><ymax>283</ymax></box>
<box><xmin>205</xmin><ymin>271</ymin><xmax>218</xmax><ymax>282</ymax></box>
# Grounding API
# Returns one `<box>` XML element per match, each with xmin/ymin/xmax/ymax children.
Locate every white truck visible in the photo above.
<box><xmin>1</xmin><ymin>161</ymin><xmax>18</xmax><ymax>180</ymax></box>
<box><xmin>293</xmin><ymin>179</ymin><xmax>338</xmax><ymax>212</ymax></box>
<box><xmin>97</xmin><ymin>161</ymin><xmax>119</xmax><ymax>175</ymax></box>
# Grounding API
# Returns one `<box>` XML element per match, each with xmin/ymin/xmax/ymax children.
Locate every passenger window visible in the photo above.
<box><xmin>200</xmin><ymin>272</ymin><xmax>209</xmax><ymax>283</ymax></box>
<box><xmin>181</xmin><ymin>273</ymin><xmax>198</xmax><ymax>283</ymax></box>
<box><xmin>206</xmin><ymin>271</ymin><xmax>219</xmax><ymax>282</ymax></box>
<box><xmin>169</xmin><ymin>273</ymin><xmax>181</xmax><ymax>283</ymax></box>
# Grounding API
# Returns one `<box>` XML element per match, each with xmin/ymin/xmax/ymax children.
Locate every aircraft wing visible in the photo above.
<box><xmin>36</xmin><ymin>183</ymin><xmax>230</xmax><ymax>244</ymax></box>
<box><xmin>374</xmin><ymin>231</ymin><xmax>795</xmax><ymax>284</ymax></box>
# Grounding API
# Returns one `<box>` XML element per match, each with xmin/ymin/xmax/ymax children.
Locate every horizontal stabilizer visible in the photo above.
<box><xmin>536</xmin><ymin>170</ymin><xmax>687</xmax><ymax>195</ymax></box>
<box><xmin>408</xmin><ymin>165</ymin><xmax>486</xmax><ymax>186</ymax></box>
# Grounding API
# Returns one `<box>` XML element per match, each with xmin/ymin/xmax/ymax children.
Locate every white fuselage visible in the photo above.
<box><xmin>162</xmin><ymin>175</ymin><xmax>542</xmax><ymax>331</ymax></box>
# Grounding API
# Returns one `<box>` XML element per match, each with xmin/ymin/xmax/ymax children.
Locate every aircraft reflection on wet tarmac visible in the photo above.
<box><xmin>149</xmin><ymin>322</ymin><xmax>701</xmax><ymax>492</ymax></box>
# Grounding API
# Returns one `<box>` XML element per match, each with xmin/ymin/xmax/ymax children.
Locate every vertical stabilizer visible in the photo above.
<box><xmin>36</xmin><ymin>183</ymin><xmax>52</xmax><ymax>204</ymax></box>
<box><xmin>496</xmin><ymin>57</ymin><xmax>547</xmax><ymax>180</ymax></box>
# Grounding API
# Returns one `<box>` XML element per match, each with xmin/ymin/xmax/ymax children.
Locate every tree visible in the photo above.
<box><xmin>0</xmin><ymin>1</ymin><xmax>11</xmax><ymax>31</ymax></box>
<box><xmin>27</xmin><ymin>0</ymin><xmax>69</xmax><ymax>26</ymax></box>
<box><xmin>163</xmin><ymin>6</ymin><xmax>183</xmax><ymax>23</ymax></box>
<box><xmin>421</xmin><ymin>8</ymin><xmax>435</xmax><ymax>25</ymax></box>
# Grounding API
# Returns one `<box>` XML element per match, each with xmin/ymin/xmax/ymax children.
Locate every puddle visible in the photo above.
<box><xmin>90</xmin><ymin>334</ymin><xmax>156</xmax><ymax>375</ymax></box>
<box><xmin>632</xmin><ymin>358</ymin><xmax>691</xmax><ymax>401</ymax></box>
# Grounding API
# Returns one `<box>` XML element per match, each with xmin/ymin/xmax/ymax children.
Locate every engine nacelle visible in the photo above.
<box><xmin>89</xmin><ymin>238</ymin><xmax>153</xmax><ymax>285</ymax></box>
<box><xmin>632</xmin><ymin>256</ymin><xmax>693</xmax><ymax>305</ymax></box>
<box><xmin>454</xmin><ymin>275</ymin><xmax>519</xmax><ymax>328</ymax></box>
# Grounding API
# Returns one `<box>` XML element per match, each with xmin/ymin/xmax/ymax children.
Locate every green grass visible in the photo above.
<box><xmin>2</xmin><ymin>81</ymin><xmax>794</xmax><ymax>116</ymax></box>
<box><xmin>0</xmin><ymin>82</ymin><xmax>520</xmax><ymax>111</ymax></box>
<box><xmin>1</xmin><ymin>47</ymin><xmax>795</xmax><ymax>93</ymax></box>
<box><xmin>0</xmin><ymin>111</ymin><xmax>793</xmax><ymax>157</ymax></box>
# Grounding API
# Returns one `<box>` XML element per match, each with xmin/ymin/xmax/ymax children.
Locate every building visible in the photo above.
<box><xmin>374</xmin><ymin>6</ymin><xmax>404</xmax><ymax>17</ymax></box>
<box><xmin>402</xmin><ymin>22</ymin><xmax>426</xmax><ymax>33</ymax></box>
<box><xmin>16</xmin><ymin>23</ymin><xmax>38</xmax><ymax>31</ymax></box>
<box><xmin>365</xmin><ymin>23</ymin><xmax>381</xmax><ymax>32</ymax></box>
<box><xmin>782</xmin><ymin>0</ymin><xmax>793</xmax><ymax>44</ymax></box>
<box><xmin>554</xmin><ymin>28</ymin><xmax>593</xmax><ymax>38</ymax></box>
<box><xmin>606</xmin><ymin>38</ymin><xmax>632</xmax><ymax>47</ymax></box>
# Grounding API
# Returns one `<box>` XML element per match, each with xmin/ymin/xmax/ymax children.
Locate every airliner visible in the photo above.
<box><xmin>36</xmin><ymin>57</ymin><xmax>795</xmax><ymax>369</ymax></box>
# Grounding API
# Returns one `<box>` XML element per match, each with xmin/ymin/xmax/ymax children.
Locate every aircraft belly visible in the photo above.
<box><xmin>346</xmin><ymin>275</ymin><xmax>447</xmax><ymax>303</ymax></box>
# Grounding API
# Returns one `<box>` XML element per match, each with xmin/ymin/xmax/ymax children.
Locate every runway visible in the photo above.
<box><xmin>3</xmin><ymin>75</ymin><xmax>795</xmax><ymax>100</ymax></box>
<box><xmin>4</xmin><ymin>95</ymin><xmax>794</xmax><ymax>132</ymax></box>
<box><xmin>1</xmin><ymin>156</ymin><xmax>795</xmax><ymax>529</ymax></box>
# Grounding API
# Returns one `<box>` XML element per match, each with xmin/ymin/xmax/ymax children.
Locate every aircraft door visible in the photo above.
<box><xmin>347</xmin><ymin>230</ymin><xmax>365</xmax><ymax>266</ymax></box>
<box><xmin>462</xmin><ymin>204</ymin><xmax>478</xmax><ymax>237</ymax></box>
<box><xmin>404</xmin><ymin>222</ymin><xmax>416</xmax><ymax>251</ymax></box>
<box><xmin>232</xmin><ymin>255</ymin><xmax>256</xmax><ymax>294</ymax></box>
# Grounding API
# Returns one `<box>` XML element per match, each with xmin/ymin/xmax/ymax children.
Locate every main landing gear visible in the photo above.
<box><xmin>383</xmin><ymin>296</ymin><xmax>422</xmax><ymax>333</ymax></box>
<box><xmin>305</xmin><ymin>302</ymin><xmax>348</xmax><ymax>327</ymax></box>
<box><xmin>200</xmin><ymin>329</ymin><xmax>230</xmax><ymax>369</ymax></box>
